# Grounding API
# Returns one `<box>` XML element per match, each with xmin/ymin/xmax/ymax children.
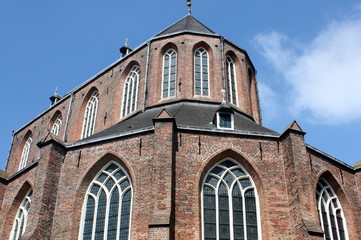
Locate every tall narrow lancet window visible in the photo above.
<box><xmin>122</xmin><ymin>65</ymin><xmax>140</xmax><ymax>117</ymax></box>
<box><xmin>19</xmin><ymin>135</ymin><xmax>32</xmax><ymax>170</ymax></box>
<box><xmin>194</xmin><ymin>48</ymin><xmax>209</xmax><ymax>96</ymax></box>
<box><xmin>316</xmin><ymin>179</ymin><xmax>348</xmax><ymax>240</ymax></box>
<box><xmin>51</xmin><ymin>114</ymin><xmax>62</xmax><ymax>136</ymax></box>
<box><xmin>226</xmin><ymin>56</ymin><xmax>237</xmax><ymax>105</ymax></box>
<box><xmin>80</xmin><ymin>162</ymin><xmax>132</xmax><ymax>240</ymax></box>
<box><xmin>10</xmin><ymin>189</ymin><xmax>32</xmax><ymax>240</ymax></box>
<box><xmin>202</xmin><ymin>159</ymin><xmax>260</xmax><ymax>240</ymax></box>
<box><xmin>81</xmin><ymin>91</ymin><xmax>99</xmax><ymax>139</ymax></box>
<box><xmin>162</xmin><ymin>49</ymin><xmax>177</xmax><ymax>98</ymax></box>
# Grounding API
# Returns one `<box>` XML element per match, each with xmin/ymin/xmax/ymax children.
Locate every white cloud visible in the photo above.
<box><xmin>254</xmin><ymin>13</ymin><xmax>361</xmax><ymax>125</ymax></box>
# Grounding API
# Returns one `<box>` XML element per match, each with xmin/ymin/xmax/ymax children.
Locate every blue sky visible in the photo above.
<box><xmin>0</xmin><ymin>0</ymin><xmax>360</xmax><ymax>170</ymax></box>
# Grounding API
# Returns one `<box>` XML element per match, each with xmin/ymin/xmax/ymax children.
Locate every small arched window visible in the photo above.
<box><xmin>162</xmin><ymin>49</ymin><xmax>177</xmax><ymax>98</ymax></box>
<box><xmin>202</xmin><ymin>159</ymin><xmax>260</xmax><ymax>240</ymax></box>
<box><xmin>121</xmin><ymin>66</ymin><xmax>140</xmax><ymax>117</ymax></box>
<box><xmin>19</xmin><ymin>135</ymin><xmax>32</xmax><ymax>170</ymax></box>
<box><xmin>194</xmin><ymin>48</ymin><xmax>209</xmax><ymax>96</ymax></box>
<box><xmin>9</xmin><ymin>189</ymin><xmax>32</xmax><ymax>240</ymax></box>
<box><xmin>226</xmin><ymin>56</ymin><xmax>237</xmax><ymax>105</ymax></box>
<box><xmin>81</xmin><ymin>91</ymin><xmax>99</xmax><ymax>139</ymax></box>
<box><xmin>79</xmin><ymin>162</ymin><xmax>132</xmax><ymax>240</ymax></box>
<box><xmin>316</xmin><ymin>178</ymin><xmax>348</xmax><ymax>240</ymax></box>
<box><xmin>51</xmin><ymin>114</ymin><xmax>62</xmax><ymax>136</ymax></box>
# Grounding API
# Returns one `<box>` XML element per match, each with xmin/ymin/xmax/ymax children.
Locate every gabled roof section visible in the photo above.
<box><xmin>155</xmin><ymin>15</ymin><xmax>216</xmax><ymax>37</ymax></box>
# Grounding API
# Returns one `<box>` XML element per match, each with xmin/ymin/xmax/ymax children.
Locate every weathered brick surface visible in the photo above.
<box><xmin>1</xmin><ymin>27</ymin><xmax>360</xmax><ymax>240</ymax></box>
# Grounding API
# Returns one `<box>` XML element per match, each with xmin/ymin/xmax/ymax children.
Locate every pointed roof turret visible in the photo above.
<box><xmin>155</xmin><ymin>15</ymin><xmax>216</xmax><ymax>37</ymax></box>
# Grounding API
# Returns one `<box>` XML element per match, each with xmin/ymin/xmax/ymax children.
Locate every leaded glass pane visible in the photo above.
<box><xmin>10</xmin><ymin>189</ymin><xmax>32</xmax><ymax>240</ymax></box>
<box><xmin>120</xmin><ymin>179</ymin><xmax>130</xmax><ymax>190</ymax></box>
<box><xmin>240</xmin><ymin>178</ymin><xmax>251</xmax><ymax>189</ymax></box>
<box><xmin>106</xmin><ymin>178</ymin><xmax>116</xmax><ymax>191</ymax></box>
<box><xmin>122</xmin><ymin>66</ymin><xmax>140</xmax><ymax>117</ymax></box>
<box><xmin>245</xmin><ymin>190</ymin><xmax>258</xmax><ymax>239</ymax></box>
<box><xmin>203</xmin><ymin>160</ymin><xmax>258</xmax><ymax>240</ymax></box>
<box><xmin>317</xmin><ymin>179</ymin><xmax>347</xmax><ymax>240</ymax></box>
<box><xmin>206</xmin><ymin>176</ymin><xmax>218</xmax><ymax>187</ymax></box>
<box><xmin>97</xmin><ymin>173</ymin><xmax>108</xmax><ymax>183</ymax></box>
<box><xmin>337</xmin><ymin>210</ymin><xmax>346</xmax><ymax>240</ymax></box>
<box><xmin>223</xmin><ymin>172</ymin><xmax>233</xmax><ymax>186</ymax></box>
<box><xmin>120</xmin><ymin>190</ymin><xmax>131</xmax><ymax>240</ymax></box>
<box><xmin>105</xmin><ymin>164</ymin><xmax>118</xmax><ymax>174</ymax></box>
<box><xmin>211</xmin><ymin>167</ymin><xmax>225</xmax><ymax>176</ymax></box>
<box><xmin>107</xmin><ymin>188</ymin><xmax>119</xmax><ymax>240</ymax></box>
<box><xmin>220</xmin><ymin>161</ymin><xmax>236</xmax><ymax>168</ymax></box>
<box><xmin>114</xmin><ymin>170</ymin><xmax>125</xmax><ymax>180</ymax></box>
<box><xmin>95</xmin><ymin>190</ymin><xmax>106</xmax><ymax>239</ymax></box>
<box><xmin>232</xmin><ymin>168</ymin><xmax>245</xmax><ymax>177</ymax></box>
<box><xmin>81</xmin><ymin>162</ymin><xmax>132</xmax><ymax>240</ymax></box>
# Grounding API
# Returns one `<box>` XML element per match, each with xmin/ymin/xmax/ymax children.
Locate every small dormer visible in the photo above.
<box><xmin>49</xmin><ymin>92</ymin><xmax>62</xmax><ymax>106</ymax></box>
<box><xmin>215</xmin><ymin>101</ymin><xmax>234</xmax><ymax>130</ymax></box>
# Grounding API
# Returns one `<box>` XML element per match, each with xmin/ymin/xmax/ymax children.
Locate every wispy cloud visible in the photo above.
<box><xmin>254</xmin><ymin>11</ymin><xmax>361</xmax><ymax>125</ymax></box>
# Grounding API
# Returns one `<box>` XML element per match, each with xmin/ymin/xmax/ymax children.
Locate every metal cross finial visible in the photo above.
<box><xmin>186</xmin><ymin>0</ymin><xmax>192</xmax><ymax>15</ymax></box>
<box><xmin>125</xmin><ymin>37</ymin><xmax>128</xmax><ymax>47</ymax></box>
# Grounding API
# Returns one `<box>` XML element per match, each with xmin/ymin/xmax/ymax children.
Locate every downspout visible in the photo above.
<box><xmin>63</xmin><ymin>93</ymin><xmax>74</xmax><ymax>142</ymax></box>
<box><xmin>142</xmin><ymin>41</ymin><xmax>152</xmax><ymax>112</ymax></box>
<box><xmin>220</xmin><ymin>37</ymin><xmax>227</xmax><ymax>99</ymax></box>
<box><xmin>4</xmin><ymin>131</ymin><xmax>15</xmax><ymax>171</ymax></box>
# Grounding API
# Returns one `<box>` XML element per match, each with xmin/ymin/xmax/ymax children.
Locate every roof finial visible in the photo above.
<box><xmin>124</xmin><ymin>37</ymin><xmax>128</xmax><ymax>47</ymax></box>
<box><xmin>186</xmin><ymin>0</ymin><xmax>192</xmax><ymax>15</ymax></box>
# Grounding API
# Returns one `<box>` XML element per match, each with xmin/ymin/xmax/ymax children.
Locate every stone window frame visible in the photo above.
<box><xmin>79</xmin><ymin>161</ymin><xmax>132</xmax><ymax>240</ymax></box>
<box><xmin>81</xmin><ymin>91</ymin><xmax>99</xmax><ymax>139</ymax></box>
<box><xmin>162</xmin><ymin>49</ymin><xmax>177</xmax><ymax>98</ymax></box>
<box><xmin>201</xmin><ymin>158</ymin><xmax>261</xmax><ymax>240</ymax></box>
<box><xmin>316</xmin><ymin>178</ymin><xmax>349</xmax><ymax>240</ymax></box>
<box><xmin>194</xmin><ymin>47</ymin><xmax>210</xmax><ymax>96</ymax></box>
<box><xmin>121</xmin><ymin>65</ymin><xmax>140</xmax><ymax>117</ymax></box>
<box><xmin>19</xmin><ymin>134</ymin><xmax>32</xmax><ymax>170</ymax></box>
<box><xmin>51</xmin><ymin>114</ymin><xmax>62</xmax><ymax>136</ymax></box>
<box><xmin>9</xmin><ymin>189</ymin><xmax>33</xmax><ymax>240</ymax></box>
<box><xmin>226</xmin><ymin>56</ymin><xmax>238</xmax><ymax>106</ymax></box>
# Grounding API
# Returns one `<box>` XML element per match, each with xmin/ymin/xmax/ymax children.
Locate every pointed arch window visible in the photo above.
<box><xmin>10</xmin><ymin>189</ymin><xmax>32</xmax><ymax>240</ymax></box>
<box><xmin>122</xmin><ymin>66</ymin><xmax>140</xmax><ymax>117</ymax></box>
<box><xmin>194</xmin><ymin>48</ymin><xmax>209</xmax><ymax>96</ymax></box>
<box><xmin>202</xmin><ymin>159</ymin><xmax>260</xmax><ymax>240</ymax></box>
<box><xmin>226</xmin><ymin>56</ymin><xmax>237</xmax><ymax>105</ymax></box>
<box><xmin>19</xmin><ymin>135</ymin><xmax>32</xmax><ymax>170</ymax></box>
<box><xmin>80</xmin><ymin>162</ymin><xmax>132</xmax><ymax>240</ymax></box>
<box><xmin>81</xmin><ymin>91</ymin><xmax>99</xmax><ymax>139</ymax></box>
<box><xmin>316</xmin><ymin>178</ymin><xmax>348</xmax><ymax>240</ymax></box>
<box><xmin>162</xmin><ymin>49</ymin><xmax>177</xmax><ymax>98</ymax></box>
<box><xmin>51</xmin><ymin>114</ymin><xmax>62</xmax><ymax>136</ymax></box>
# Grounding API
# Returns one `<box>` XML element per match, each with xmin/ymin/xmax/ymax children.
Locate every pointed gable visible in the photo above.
<box><xmin>155</xmin><ymin>15</ymin><xmax>216</xmax><ymax>37</ymax></box>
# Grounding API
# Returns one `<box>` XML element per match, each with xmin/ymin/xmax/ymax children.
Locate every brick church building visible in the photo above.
<box><xmin>1</xmin><ymin>2</ymin><xmax>360</xmax><ymax>240</ymax></box>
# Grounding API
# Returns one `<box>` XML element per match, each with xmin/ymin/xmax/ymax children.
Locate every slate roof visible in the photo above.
<box><xmin>74</xmin><ymin>101</ymin><xmax>279</xmax><ymax>146</ymax></box>
<box><xmin>155</xmin><ymin>15</ymin><xmax>216</xmax><ymax>37</ymax></box>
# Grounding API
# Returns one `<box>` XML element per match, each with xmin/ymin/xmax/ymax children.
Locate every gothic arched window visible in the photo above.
<box><xmin>79</xmin><ymin>162</ymin><xmax>132</xmax><ymax>240</ymax></box>
<box><xmin>194</xmin><ymin>48</ymin><xmax>209</xmax><ymax>96</ymax></box>
<box><xmin>316</xmin><ymin>178</ymin><xmax>348</xmax><ymax>240</ymax></box>
<box><xmin>122</xmin><ymin>66</ymin><xmax>140</xmax><ymax>117</ymax></box>
<box><xmin>162</xmin><ymin>49</ymin><xmax>177</xmax><ymax>98</ymax></box>
<box><xmin>19</xmin><ymin>134</ymin><xmax>32</xmax><ymax>170</ymax></box>
<box><xmin>81</xmin><ymin>91</ymin><xmax>99</xmax><ymax>139</ymax></box>
<box><xmin>9</xmin><ymin>189</ymin><xmax>32</xmax><ymax>240</ymax></box>
<box><xmin>51</xmin><ymin>114</ymin><xmax>62</xmax><ymax>136</ymax></box>
<box><xmin>226</xmin><ymin>56</ymin><xmax>237</xmax><ymax>105</ymax></box>
<box><xmin>202</xmin><ymin>159</ymin><xmax>260</xmax><ymax>240</ymax></box>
